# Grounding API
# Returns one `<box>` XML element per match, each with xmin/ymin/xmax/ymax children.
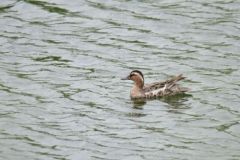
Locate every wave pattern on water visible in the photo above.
<box><xmin>0</xmin><ymin>0</ymin><xmax>240</xmax><ymax>159</ymax></box>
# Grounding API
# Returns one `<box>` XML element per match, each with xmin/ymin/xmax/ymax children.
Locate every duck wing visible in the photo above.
<box><xmin>143</xmin><ymin>74</ymin><xmax>188</xmax><ymax>97</ymax></box>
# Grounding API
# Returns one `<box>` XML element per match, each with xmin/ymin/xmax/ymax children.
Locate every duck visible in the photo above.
<box><xmin>122</xmin><ymin>70</ymin><xmax>189</xmax><ymax>99</ymax></box>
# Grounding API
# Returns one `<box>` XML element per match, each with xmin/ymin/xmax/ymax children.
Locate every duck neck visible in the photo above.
<box><xmin>134</xmin><ymin>79</ymin><xmax>144</xmax><ymax>89</ymax></box>
<box><xmin>131</xmin><ymin>81</ymin><xmax>144</xmax><ymax>98</ymax></box>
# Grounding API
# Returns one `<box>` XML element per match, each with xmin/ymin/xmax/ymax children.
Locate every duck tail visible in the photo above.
<box><xmin>173</xmin><ymin>74</ymin><xmax>186</xmax><ymax>82</ymax></box>
<box><xmin>166</xmin><ymin>74</ymin><xmax>189</xmax><ymax>93</ymax></box>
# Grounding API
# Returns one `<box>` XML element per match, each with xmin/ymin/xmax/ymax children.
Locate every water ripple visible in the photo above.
<box><xmin>0</xmin><ymin>0</ymin><xmax>240</xmax><ymax>159</ymax></box>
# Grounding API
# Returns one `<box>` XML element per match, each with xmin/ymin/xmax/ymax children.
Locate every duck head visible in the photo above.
<box><xmin>121</xmin><ymin>70</ymin><xmax>144</xmax><ymax>88</ymax></box>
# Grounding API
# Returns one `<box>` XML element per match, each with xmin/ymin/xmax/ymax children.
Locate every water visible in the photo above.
<box><xmin>0</xmin><ymin>0</ymin><xmax>240</xmax><ymax>159</ymax></box>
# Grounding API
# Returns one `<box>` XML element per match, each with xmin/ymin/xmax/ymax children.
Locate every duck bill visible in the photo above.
<box><xmin>121</xmin><ymin>75</ymin><xmax>130</xmax><ymax>80</ymax></box>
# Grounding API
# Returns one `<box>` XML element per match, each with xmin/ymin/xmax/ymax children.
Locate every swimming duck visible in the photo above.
<box><xmin>122</xmin><ymin>70</ymin><xmax>189</xmax><ymax>99</ymax></box>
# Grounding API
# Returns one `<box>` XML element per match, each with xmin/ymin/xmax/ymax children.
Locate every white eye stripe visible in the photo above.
<box><xmin>132</xmin><ymin>72</ymin><xmax>144</xmax><ymax>82</ymax></box>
